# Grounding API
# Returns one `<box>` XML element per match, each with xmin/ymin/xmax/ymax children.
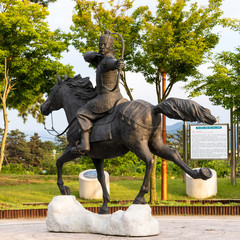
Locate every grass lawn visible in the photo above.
<box><xmin>0</xmin><ymin>175</ymin><xmax>239</xmax><ymax>210</ymax></box>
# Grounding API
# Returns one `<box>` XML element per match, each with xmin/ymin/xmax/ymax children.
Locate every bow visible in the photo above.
<box><xmin>104</xmin><ymin>31</ymin><xmax>125</xmax><ymax>92</ymax></box>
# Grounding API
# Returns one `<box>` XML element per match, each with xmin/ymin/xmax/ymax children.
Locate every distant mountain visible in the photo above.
<box><xmin>166</xmin><ymin>122</ymin><xmax>183</xmax><ymax>133</ymax></box>
<box><xmin>24</xmin><ymin>129</ymin><xmax>56</xmax><ymax>142</ymax></box>
<box><xmin>24</xmin><ymin>122</ymin><xmax>188</xmax><ymax>141</ymax></box>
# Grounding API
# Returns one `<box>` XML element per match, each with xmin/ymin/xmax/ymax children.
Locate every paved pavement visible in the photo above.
<box><xmin>0</xmin><ymin>216</ymin><xmax>240</xmax><ymax>240</ymax></box>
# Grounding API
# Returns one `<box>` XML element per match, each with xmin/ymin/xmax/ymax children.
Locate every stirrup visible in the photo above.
<box><xmin>75</xmin><ymin>140</ymin><xmax>87</xmax><ymax>155</ymax></box>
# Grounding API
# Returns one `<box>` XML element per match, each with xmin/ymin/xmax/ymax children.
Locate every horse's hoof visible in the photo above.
<box><xmin>98</xmin><ymin>206</ymin><xmax>109</xmax><ymax>215</ymax></box>
<box><xmin>61</xmin><ymin>186</ymin><xmax>71</xmax><ymax>195</ymax></box>
<box><xmin>133</xmin><ymin>197</ymin><xmax>146</xmax><ymax>204</ymax></box>
<box><xmin>199</xmin><ymin>168</ymin><xmax>212</xmax><ymax>180</ymax></box>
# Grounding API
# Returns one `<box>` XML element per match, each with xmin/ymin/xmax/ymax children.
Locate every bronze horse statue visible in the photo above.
<box><xmin>41</xmin><ymin>74</ymin><xmax>216</xmax><ymax>214</ymax></box>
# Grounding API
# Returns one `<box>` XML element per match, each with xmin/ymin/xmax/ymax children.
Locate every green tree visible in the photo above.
<box><xmin>186</xmin><ymin>48</ymin><xmax>240</xmax><ymax>180</ymax></box>
<box><xmin>41</xmin><ymin>140</ymin><xmax>56</xmax><ymax>173</ymax></box>
<box><xmin>186</xmin><ymin>48</ymin><xmax>240</xmax><ymax>117</ymax></box>
<box><xmin>28</xmin><ymin>133</ymin><xmax>44</xmax><ymax>166</ymax></box>
<box><xmin>71</xmin><ymin>0</ymin><xmax>146</xmax><ymax>100</ymax></box>
<box><xmin>129</xmin><ymin>0</ymin><xmax>231</xmax><ymax>202</ymax></box>
<box><xmin>55</xmin><ymin>134</ymin><xmax>68</xmax><ymax>153</ymax></box>
<box><xmin>5</xmin><ymin>129</ymin><xmax>31</xmax><ymax>165</ymax></box>
<box><xmin>167</xmin><ymin>130</ymin><xmax>183</xmax><ymax>157</ymax></box>
<box><xmin>0</xmin><ymin>0</ymin><xmax>74</xmax><ymax>172</ymax></box>
<box><xmin>134</xmin><ymin>0</ymin><xmax>235</xmax><ymax>202</ymax></box>
<box><xmin>0</xmin><ymin>58</ymin><xmax>13</xmax><ymax>171</ymax></box>
<box><xmin>29</xmin><ymin>0</ymin><xmax>57</xmax><ymax>7</ymax></box>
<box><xmin>134</xmin><ymin>0</ymin><xmax>233</xmax><ymax>102</ymax></box>
<box><xmin>0</xmin><ymin>127</ymin><xmax>8</xmax><ymax>165</ymax></box>
<box><xmin>71</xmin><ymin>0</ymin><xmax>235</xmax><ymax>202</ymax></box>
<box><xmin>3</xmin><ymin>129</ymin><xmax>57</xmax><ymax>171</ymax></box>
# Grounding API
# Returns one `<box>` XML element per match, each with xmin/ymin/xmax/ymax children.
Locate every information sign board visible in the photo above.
<box><xmin>190</xmin><ymin>124</ymin><xmax>229</xmax><ymax>160</ymax></box>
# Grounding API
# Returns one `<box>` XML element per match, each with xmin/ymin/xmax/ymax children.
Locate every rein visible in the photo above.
<box><xmin>44</xmin><ymin>113</ymin><xmax>77</xmax><ymax>137</ymax></box>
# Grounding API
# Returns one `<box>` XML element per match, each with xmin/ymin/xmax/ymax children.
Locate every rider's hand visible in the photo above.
<box><xmin>117</xmin><ymin>59</ymin><xmax>124</xmax><ymax>70</ymax></box>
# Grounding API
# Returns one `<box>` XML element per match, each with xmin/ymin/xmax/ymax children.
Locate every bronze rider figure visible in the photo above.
<box><xmin>73</xmin><ymin>29</ymin><xmax>124</xmax><ymax>153</ymax></box>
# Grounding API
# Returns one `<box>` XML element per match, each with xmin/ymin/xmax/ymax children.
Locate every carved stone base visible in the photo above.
<box><xmin>46</xmin><ymin>195</ymin><xmax>160</xmax><ymax>237</ymax></box>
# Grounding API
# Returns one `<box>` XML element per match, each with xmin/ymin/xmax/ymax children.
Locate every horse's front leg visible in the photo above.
<box><xmin>56</xmin><ymin>145</ymin><xmax>79</xmax><ymax>195</ymax></box>
<box><xmin>92</xmin><ymin>158</ymin><xmax>110</xmax><ymax>214</ymax></box>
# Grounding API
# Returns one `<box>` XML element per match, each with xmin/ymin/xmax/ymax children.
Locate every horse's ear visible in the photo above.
<box><xmin>64</xmin><ymin>73</ymin><xmax>68</xmax><ymax>80</ymax></box>
<box><xmin>56</xmin><ymin>73</ymin><xmax>63</xmax><ymax>84</ymax></box>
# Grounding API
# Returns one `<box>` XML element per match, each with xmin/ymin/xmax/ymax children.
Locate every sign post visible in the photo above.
<box><xmin>230</xmin><ymin>108</ymin><xmax>236</xmax><ymax>185</ymax></box>
<box><xmin>183</xmin><ymin>121</ymin><xmax>188</xmax><ymax>182</ymax></box>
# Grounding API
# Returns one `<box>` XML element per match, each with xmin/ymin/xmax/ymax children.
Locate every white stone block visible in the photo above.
<box><xmin>186</xmin><ymin>168</ymin><xmax>217</xmax><ymax>199</ymax></box>
<box><xmin>79</xmin><ymin>169</ymin><xmax>110</xmax><ymax>199</ymax></box>
<box><xmin>46</xmin><ymin>195</ymin><xmax>160</xmax><ymax>237</ymax></box>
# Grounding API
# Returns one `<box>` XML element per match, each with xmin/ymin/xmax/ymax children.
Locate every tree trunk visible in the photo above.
<box><xmin>150</xmin><ymin>155</ymin><xmax>157</xmax><ymax>203</ymax></box>
<box><xmin>149</xmin><ymin>74</ymin><xmax>162</xmax><ymax>203</ymax></box>
<box><xmin>120</xmin><ymin>71</ymin><xmax>133</xmax><ymax>100</ymax></box>
<box><xmin>0</xmin><ymin>58</ymin><xmax>12</xmax><ymax>172</ymax></box>
<box><xmin>0</xmin><ymin>99</ymin><xmax>8</xmax><ymax>172</ymax></box>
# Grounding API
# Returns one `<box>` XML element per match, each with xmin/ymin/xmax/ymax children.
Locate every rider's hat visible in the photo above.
<box><xmin>99</xmin><ymin>30</ymin><xmax>114</xmax><ymax>49</ymax></box>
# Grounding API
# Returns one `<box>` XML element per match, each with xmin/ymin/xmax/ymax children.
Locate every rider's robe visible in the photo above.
<box><xmin>77</xmin><ymin>50</ymin><xmax>123</xmax><ymax>131</ymax></box>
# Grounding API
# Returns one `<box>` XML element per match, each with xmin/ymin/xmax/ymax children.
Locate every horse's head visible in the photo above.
<box><xmin>41</xmin><ymin>73</ymin><xmax>96</xmax><ymax>116</ymax></box>
<box><xmin>40</xmin><ymin>73</ymin><xmax>65</xmax><ymax>116</ymax></box>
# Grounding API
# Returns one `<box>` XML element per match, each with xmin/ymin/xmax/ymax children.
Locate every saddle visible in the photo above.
<box><xmin>89</xmin><ymin>98</ymin><xmax>128</xmax><ymax>143</ymax></box>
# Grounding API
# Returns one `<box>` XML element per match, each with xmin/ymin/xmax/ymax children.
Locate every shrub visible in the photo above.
<box><xmin>1</xmin><ymin>156</ymin><xmax>233</xmax><ymax>179</ymax></box>
<box><xmin>189</xmin><ymin>160</ymin><xmax>231</xmax><ymax>178</ymax></box>
<box><xmin>1</xmin><ymin>163</ymin><xmax>41</xmax><ymax>175</ymax></box>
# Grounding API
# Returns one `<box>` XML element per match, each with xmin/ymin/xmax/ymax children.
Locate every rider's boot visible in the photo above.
<box><xmin>71</xmin><ymin>131</ymin><xmax>90</xmax><ymax>154</ymax></box>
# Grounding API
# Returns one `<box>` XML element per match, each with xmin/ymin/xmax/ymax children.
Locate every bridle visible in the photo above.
<box><xmin>44</xmin><ymin>112</ymin><xmax>61</xmax><ymax>137</ymax></box>
<box><xmin>43</xmin><ymin>81</ymin><xmax>76</xmax><ymax>137</ymax></box>
<box><xmin>44</xmin><ymin>112</ymin><xmax>77</xmax><ymax>137</ymax></box>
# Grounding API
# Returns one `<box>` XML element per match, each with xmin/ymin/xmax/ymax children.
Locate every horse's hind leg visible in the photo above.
<box><xmin>92</xmin><ymin>158</ymin><xmax>110</xmax><ymax>214</ymax></box>
<box><xmin>131</xmin><ymin>142</ymin><xmax>155</xmax><ymax>204</ymax></box>
<box><xmin>150</xmin><ymin>137</ymin><xmax>212</xmax><ymax>180</ymax></box>
<box><xmin>56</xmin><ymin>145</ymin><xmax>79</xmax><ymax>195</ymax></box>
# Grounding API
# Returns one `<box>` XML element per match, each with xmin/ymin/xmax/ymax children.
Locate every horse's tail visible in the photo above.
<box><xmin>153</xmin><ymin>97</ymin><xmax>217</xmax><ymax>124</ymax></box>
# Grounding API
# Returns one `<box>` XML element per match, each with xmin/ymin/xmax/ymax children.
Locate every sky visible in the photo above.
<box><xmin>1</xmin><ymin>0</ymin><xmax>240</xmax><ymax>141</ymax></box>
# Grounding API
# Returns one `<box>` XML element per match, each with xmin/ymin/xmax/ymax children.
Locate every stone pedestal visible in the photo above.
<box><xmin>79</xmin><ymin>169</ymin><xmax>110</xmax><ymax>199</ymax></box>
<box><xmin>46</xmin><ymin>195</ymin><xmax>160</xmax><ymax>237</ymax></box>
<box><xmin>186</xmin><ymin>168</ymin><xmax>217</xmax><ymax>198</ymax></box>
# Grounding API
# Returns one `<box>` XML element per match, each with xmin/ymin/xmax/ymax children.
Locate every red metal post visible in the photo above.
<box><xmin>161</xmin><ymin>72</ymin><xmax>168</xmax><ymax>200</ymax></box>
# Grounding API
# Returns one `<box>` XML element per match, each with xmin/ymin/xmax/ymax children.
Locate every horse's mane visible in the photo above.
<box><xmin>65</xmin><ymin>74</ymin><xmax>97</xmax><ymax>101</ymax></box>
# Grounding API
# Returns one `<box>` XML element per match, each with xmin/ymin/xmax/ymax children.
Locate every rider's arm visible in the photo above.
<box><xmin>84</xmin><ymin>51</ymin><xmax>98</xmax><ymax>67</ymax></box>
<box><xmin>104</xmin><ymin>56</ymin><xmax>124</xmax><ymax>71</ymax></box>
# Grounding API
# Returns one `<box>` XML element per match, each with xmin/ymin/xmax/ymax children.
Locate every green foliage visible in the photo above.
<box><xmin>133</xmin><ymin>0</ymin><xmax>233</xmax><ymax>101</ymax></box>
<box><xmin>55</xmin><ymin>134</ymin><xmax>68</xmax><ymax>152</ymax></box>
<box><xmin>1</xmin><ymin>163</ymin><xmax>41</xmax><ymax>175</ymax></box>
<box><xmin>71</xmin><ymin>0</ymin><xmax>236</xmax><ymax>103</ymax></box>
<box><xmin>186</xmin><ymin>47</ymin><xmax>240</xmax><ymax>116</ymax></box>
<box><xmin>71</xmin><ymin>0</ymin><xmax>143</xmax><ymax>100</ymax></box>
<box><xmin>29</xmin><ymin>0</ymin><xmax>57</xmax><ymax>7</ymax></box>
<box><xmin>191</xmin><ymin>160</ymin><xmax>231</xmax><ymax>178</ymax></box>
<box><xmin>4</xmin><ymin>129</ymin><xmax>31</xmax><ymax>164</ymax></box>
<box><xmin>0</xmin><ymin>129</ymin><xmax>56</xmax><ymax>170</ymax></box>
<box><xmin>167</xmin><ymin>130</ymin><xmax>183</xmax><ymax>157</ymax></box>
<box><xmin>167</xmin><ymin>161</ymin><xmax>183</xmax><ymax>178</ymax></box>
<box><xmin>104</xmin><ymin>152</ymin><xmax>144</xmax><ymax>176</ymax></box>
<box><xmin>71</xmin><ymin>0</ymin><xmax>141</xmax><ymax>67</ymax></box>
<box><xmin>0</xmin><ymin>128</ymin><xmax>234</xmax><ymax>178</ymax></box>
<box><xmin>0</xmin><ymin>0</ymin><xmax>74</xmax><ymax>122</ymax></box>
